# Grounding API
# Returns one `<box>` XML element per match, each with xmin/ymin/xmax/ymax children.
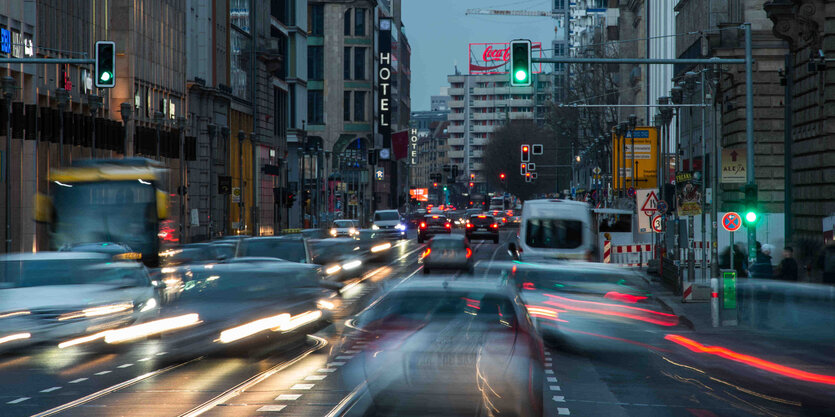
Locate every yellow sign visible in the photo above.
<box><xmin>611</xmin><ymin>127</ymin><xmax>658</xmax><ymax>190</ymax></box>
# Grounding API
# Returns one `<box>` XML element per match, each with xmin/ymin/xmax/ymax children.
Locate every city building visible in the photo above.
<box><xmin>409</xmin><ymin>109</ymin><xmax>448</xmax><ymax>191</ymax></box>
<box><xmin>447</xmin><ymin>70</ymin><xmax>554</xmax><ymax>195</ymax></box>
<box><xmin>430</xmin><ymin>94</ymin><xmax>449</xmax><ymax>111</ymax></box>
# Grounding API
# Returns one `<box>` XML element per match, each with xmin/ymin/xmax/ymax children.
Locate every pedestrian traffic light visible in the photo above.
<box><xmin>285</xmin><ymin>192</ymin><xmax>296</xmax><ymax>208</ymax></box>
<box><xmin>95</xmin><ymin>41</ymin><xmax>116</xmax><ymax>88</ymax></box>
<box><xmin>742</xmin><ymin>183</ymin><xmax>759</xmax><ymax>227</ymax></box>
<box><xmin>521</xmin><ymin>144</ymin><xmax>530</xmax><ymax>162</ymax></box>
<box><xmin>443</xmin><ymin>186</ymin><xmax>448</xmax><ymax>191</ymax></box>
<box><xmin>509</xmin><ymin>39</ymin><xmax>532</xmax><ymax>87</ymax></box>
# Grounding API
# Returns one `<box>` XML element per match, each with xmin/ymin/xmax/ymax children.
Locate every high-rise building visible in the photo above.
<box><xmin>430</xmin><ymin>95</ymin><xmax>450</xmax><ymax>112</ymax></box>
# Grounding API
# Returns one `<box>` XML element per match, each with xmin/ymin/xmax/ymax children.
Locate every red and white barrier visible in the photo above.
<box><xmin>603</xmin><ymin>240</ymin><xmax>612</xmax><ymax>264</ymax></box>
<box><xmin>611</xmin><ymin>244</ymin><xmax>654</xmax><ymax>267</ymax></box>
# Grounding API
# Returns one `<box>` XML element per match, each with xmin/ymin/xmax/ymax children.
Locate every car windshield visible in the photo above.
<box><xmin>0</xmin><ymin>259</ymin><xmax>147</xmax><ymax>288</ymax></box>
<box><xmin>525</xmin><ymin>218</ymin><xmax>583</xmax><ymax>249</ymax></box>
<box><xmin>374</xmin><ymin>212</ymin><xmax>399</xmax><ymax>221</ymax></box>
<box><xmin>237</xmin><ymin>239</ymin><xmax>307</xmax><ymax>263</ymax></box>
<box><xmin>333</xmin><ymin>220</ymin><xmax>356</xmax><ymax>228</ymax></box>
<box><xmin>358</xmin><ymin>291</ymin><xmax>516</xmax><ymax>330</ymax></box>
<box><xmin>311</xmin><ymin>241</ymin><xmax>360</xmax><ymax>258</ymax></box>
<box><xmin>469</xmin><ymin>216</ymin><xmax>494</xmax><ymax>226</ymax></box>
<box><xmin>430</xmin><ymin>239</ymin><xmax>466</xmax><ymax>250</ymax></box>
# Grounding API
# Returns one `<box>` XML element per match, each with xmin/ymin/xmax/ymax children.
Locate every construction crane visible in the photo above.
<box><xmin>465</xmin><ymin>8</ymin><xmax>560</xmax><ymax>18</ymax></box>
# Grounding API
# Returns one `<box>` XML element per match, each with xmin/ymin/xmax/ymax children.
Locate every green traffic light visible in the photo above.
<box><xmin>443</xmin><ymin>187</ymin><xmax>447</xmax><ymax>191</ymax></box>
<box><xmin>514</xmin><ymin>70</ymin><xmax>527</xmax><ymax>81</ymax></box>
<box><xmin>99</xmin><ymin>71</ymin><xmax>112</xmax><ymax>82</ymax></box>
<box><xmin>745</xmin><ymin>211</ymin><xmax>757</xmax><ymax>223</ymax></box>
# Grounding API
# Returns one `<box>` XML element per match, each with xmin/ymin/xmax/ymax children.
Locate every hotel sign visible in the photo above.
<box><xmin>378</xmin><ymin>18</ymin><xmax>392</xmax><ymax>149</ymax></box>
<box><xmin>409</xmin><ymin>127</ymin><xmax>418</xmax><ymax>165</ymax></box>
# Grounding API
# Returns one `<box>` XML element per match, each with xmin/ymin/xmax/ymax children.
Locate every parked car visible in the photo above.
<box><xmin>371</xmin><ymin>210</ymin><xmax>407</xmax><ymax>239</ymax></box>
<box><xmin>159</xmin><ymin>243</ymin><xmax>226</xmax><ymax>267</ymax></box>
<box><xmin>330</xmin><ymin>219</ymin><xmax>360</xmax><ymax>237</ymax></box>
<box><xmin>417</xmin><ymin>214</ymin><xmax>451</xmax><ymax>243</ymax></box>
<box><xmin>339</xmin><ymin>277</ymin><xmax>544</xmax><ymax>417</ymax></box>
<box><xmin>421</xmin><ymin>234</ymin><xmax>473</xmax><ymax>274</ymax></box>
<box><xmin>0</xmin><ymin>252</ymin><xmax>158</xmax><ymax>352</ymax></box>
<box><xmin>464</xmin><ymin>214</ymin><xmax>500</xmax><ymax>243</ymax></box>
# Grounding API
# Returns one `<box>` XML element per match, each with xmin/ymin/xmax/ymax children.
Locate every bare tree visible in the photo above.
<box><xmin>483</xmin><ymin>121</ymin><xmax>558</xmax><ymax>200</ymax></box>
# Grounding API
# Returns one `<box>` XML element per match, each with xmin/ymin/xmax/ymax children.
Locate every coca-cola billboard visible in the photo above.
<box><xmin>469</xmin><ymin>42</ymin><xmax>543</xmax><ymax>75</ymax></box>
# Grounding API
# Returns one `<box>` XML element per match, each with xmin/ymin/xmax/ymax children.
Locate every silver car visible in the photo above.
<box><xmin>421</xmin><ymin>235</ymin><xmax>473</xmax><ymax>274</ymax></box>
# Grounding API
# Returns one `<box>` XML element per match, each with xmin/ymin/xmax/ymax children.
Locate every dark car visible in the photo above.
<box><xmin>309</xmin><ymin>238</ymin><xmax>367</xmax><ymax>281</ymax></box>
<box><xmin>338</xmin><ymin>277</ymin><xmax>545</xmax><ymax>417</ymax></box>
<box><xmin>159</xmin><ymin>243</ymin><xmax>226</xmax><ymax>267</ymax></box>
<box><xmin>417</xmin><ymin>215</ymin><xmax>451</xmax><ymax>243</ymax></box>
<box><xmin>422</xmin><ymin>235</ymin><xmax>473</xmax><ymax>274</ymax></box>
<box><xmin>355</xmin><ymin>229</ymin><xmax>394</xmax><ymax>262</ymax></box>
<box><xmin>464</xmin><ymin>214</ymin><xmax>500</xmax><ymax>243</ymax></box>
<box><xmin>234</xmin><ymin>236</ymin><xmax>313</xmax><ymax>264</ymax></box>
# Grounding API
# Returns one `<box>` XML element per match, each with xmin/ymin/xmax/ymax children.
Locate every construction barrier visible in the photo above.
<box><xmin>603</xmin><ymin>240</ymin><xmax>612</xmax><ymax>264</ymax></box>
<box><xmin>611</xmin><ymin>244</ymin><xmax>654</xmax><ymax>267</ymax></box>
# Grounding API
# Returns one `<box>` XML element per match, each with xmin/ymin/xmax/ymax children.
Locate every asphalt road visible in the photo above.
<box><xmin>1</xmin><ymin>228</ymin><xmax>829</xmax><ymax>417</ymax></box>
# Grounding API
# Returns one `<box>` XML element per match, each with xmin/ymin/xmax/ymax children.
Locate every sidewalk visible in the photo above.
<box><xmin>632</xmin><ymin>268</ymin><xmax>712</xmax><ymax>330</ymax></box>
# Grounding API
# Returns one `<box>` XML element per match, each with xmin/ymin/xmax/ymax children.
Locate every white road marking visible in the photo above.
<box><xmin>40</xmin><ymin>387</ymin><xmax>62</xmax><ymax>393</ymax></box>
<box><xmin>335</xmin><ymin>355</ymin><xmax>353</xmax><ymax>360</ymax></box>
<box><xmin>327</xmin><ymin>361</ymin><xmax>345</xmax><ymax>367</ymax></box>
<box><xmin>552</xmin><ymin>396</ymin><xmax>565</xmax><ymax>402</ymax></box>
<box><xmin>557</xmin><ymin>407</ymin><xmax>571</xmax><ymax>415</ymax></box>
<box><xmin>138</xmin><ymin>357</ymin><xmax>152</xmax><ymax>362</ymax></box>
<box><xmin>344</xmin><ymin>349</ymin><xmax>360</xmax><ymax>354</ymax></box>
<box><xmin>7</xmin><ymin>397</ymin><xmax>30</xmax><ymax>404</ymax></box>
<box><xmin>68</xmin><ymin>378</ymin><xmax>88</xmax><ymax>384</ymax></box>
<box><xmin>550</xmin><ymin>385</ymin><xmax>561</xmax><ymax>391</ymax></box>
<box><xmin>256</xmin><ymin>405</ymin><xmax>287</xmax><ymax>412</ymax></box>
<box><xmin>545</xmin><ymin>357</ymin><xmax>552</xmax><ymax>362</ymax></box>
<box><xmin>547</xmin><ymin>377</ymin><xmax>558</xmax><ymax>383</ymax></box>
<box><xmin>544</xmin><ymin>351</ymin><xmax>551</xmax><ymax>356</ymax></box>
<box><xmin>305</xmin><ymin>374</ymin><xmax>327</xmax><ymax>381</ymax></box>
<box><xmin>275</xmin><ymin>394</ymin><xmax>302</xmax><ymax>401</ymax></box>
<box><xmin>94</xmin><ymin>370</ymin><xmax>111</xmax><ymax>375</ymax></box>
<box><xmin>317</xmin><ymin>368</ymin><xmax>337</xmax><ymax>373</ymax></box>
<box><xmin>545</xmin><ymin>369</ymin><xmax>554</xmax><ymax>374</ymax></box>
<box><xmin>156</xmin><ymin>352</ymin><xmax>167</xmax><ymax>356</ymax></box>
<box><xmin>290</xmin><ymin>383</ymin><xmax>315</xmax><ymax>390</ymax></box>
<box><xmin>117</xmin><ymin>363</ymin><xmax>133</xmax><ymax>368</ymax></box>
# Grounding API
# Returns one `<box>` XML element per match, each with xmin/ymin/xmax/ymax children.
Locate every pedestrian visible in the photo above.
<box><xmin>748</xmin><ymin>242</ymin><xmax>774</xmax><ymax>328</ymax></box>
<box><xmin>748</xmin><ymin>242</ymin><xmax>773</xmax><ymax>279</ymax></box>
<box><xmin>774</xmin><ymin>246</ymin><xmax>799</xmax><ymax>328</ymax></box>
<box><xmin>775</xmin><ymin>246</ymin><xmax>798</xmax><ymax>282</ymax></box>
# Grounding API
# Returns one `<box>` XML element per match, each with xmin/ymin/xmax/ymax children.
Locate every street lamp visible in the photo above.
<box><xmin>220</xmin><ymin>126</ymin><xmax>230</xmax><ymax>234</ymax></box>
<box><xmin>86</xmin><ymin>94</ymin><xmax>103</xmax><ymax>158</ymax></box>
<box><xmin>55</xmin><ymin>87</ymin><xmax>70</xmax><ymax>165</ymax></box>
<box><xmin>119</xmin><ymin>102</ymin><xmax>132</xmax><ymax>157</ymax></box>
<box><xmin>2</xmin><ymin>76</ymin><xmax>14</xmax><ymax>253</ymax></box>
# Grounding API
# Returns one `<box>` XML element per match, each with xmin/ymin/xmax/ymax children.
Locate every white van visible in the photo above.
<box><xmin>508</xmin><ymin>199</ymin><xmax>593</xmax><ymax>261</ymax></box>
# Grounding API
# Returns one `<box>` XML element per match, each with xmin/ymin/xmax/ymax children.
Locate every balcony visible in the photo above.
<box><xmin>509</xmin><ymin>112</ymin><xmax>534</xmax><ymax>120</ymax></box>
<box><xmin>507</xmin><ymin>99</ymin><xmax>534</xmax><ymax>107</ymax></box>
<box><xmin>449</xmin><ymin>101</ymin><xmax>465</xmax><ymax>108</ymax></box>
<box><xmin>448</xmin><ymin>124</ymin><xmax>465</xmax><ymax>133</ymax></box>
<box><xmin>448</xmin><ymin>88</ymin><xmax>465</xmax><ymax>95</ymax></box>
<box><xmin>448</xmin><ymin>112</ymin><xmax>465</xmax><ymax>121</ymax></box>
<box><xmin>472</xmin><ymin>112</ymin><xmax>500</xmax><ymax>121</ymax></box>
<box><xmin>471</xmin><ymin>125</ymin><xmax>497</xmax><ymax>133</ymax></box>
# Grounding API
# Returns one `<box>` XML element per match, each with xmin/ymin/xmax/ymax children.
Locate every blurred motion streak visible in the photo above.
<box><xmin>219</xmin><ymin>313</ymin><xmax>291</xmax><ymax>343</ymax></box>
<box><xmin>370</xmin><ymin>242</ymin><xmax>392</xmax><ymax>253</ymax></box>
<box><xmin>104</xmin><ymin>313</ymin><xmax>200</xmax><ymax>343</ymax></box>
<box><xmin>665</xmin><ymin>335</ymin><xmax>835</xmax><ymax>385</ymax></box>
<box><xmin>543</xmin><ymin>294</ymin><xmax>679</xmax><ymax>326</ymax></box>
<box><xmin>562</xmin><ymin>328</ymin><xmax>668</xmax><ymax>352</ymax></box>
<box><xmin>603</xmin><ymin>291</ymin><xmax>648</xmax><ymax>304</ymax></box>
<box><xmin>0</xmin><ymin>332</ymin><xmax>31</xmax><ymax>345</ymax></box>
<box><xmin>58</xmin><ymin>331</ymin><xmax>109</xmax><ymax>349</ymax></box>
<box><xmin>526</xmin><ymin>305</ymin><xmax>568</xmax><ymax>323</ymax></box>
<box><xmin>0</xmin><ymin>310</ymin><xmax>30</xmax><ymax>319</ymax></box>
<box><xmin>57</xmin><ymin>303</ymin><xmax>134</xmax><ymax>321</ymax></box>
<box><xmin>58</xmin><ymin>354</ymin><xmax>119</xmax><ymax>376</ymax></box>
<box><xmin>277</xmin><ymin>310</ymin><xmax>323</xmax><ymax>332</ymax></box>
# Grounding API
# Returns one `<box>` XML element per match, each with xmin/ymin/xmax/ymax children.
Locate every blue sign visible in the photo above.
<box><xmin>375</xmin><ymin>168</ymin><xmax>384</xmax><ymax>181</ymax></box>
<box><xmin>0</xmin><ymin>29</ymin><xmax>10</xmax><ymax>54</ymax></box>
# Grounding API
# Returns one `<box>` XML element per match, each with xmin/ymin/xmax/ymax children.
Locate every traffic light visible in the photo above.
<box><xmin>469</xmin><ymin>182</ymin><xmax>474</xmax><ymax>188</ymax></box>
<box><xmin>521</xmin><ymin>144</ymin><xmax>530</xmax><ymax>162</ymax></box>
<box><xmin>285</xmin><ymin>192</ymin><xmax>296</xmax><ymax>208</ymax></box>
<box><xmin>525</xmin><ymin>172</ymin><xmax>532</xmax><ymax>183</ymax></box>
<box><xmin>742</xmin><ymin>183</ymin><xmax>759</xmax><ymax>227</ymax></box>
<box><xmin>499</xmin><ymin>172</ymin><xmax>506</xmax><ymax>184</ymax></box>
<box><xmin>443</xmin><ymin>186</ymin><xmax>448</xmax><ymax>191</ymax></box>
<box><xmin>433</xmin><ymin>182</ymin><xmax>438</xmax><ymax>188</ymax></box>
<box><xmin>95</xmin><ymin>41</ymin><xmax>116</xmax><ymax>88</ymax></box>
<box><xmin>520</xmin><ymin>163</ymin><xmax>527</xmax><ymax>176</ymax></box>
<box><xmin>509</xmin><ymin>39</ymin><xmax>532</xmax><ymax>87</ymax></box>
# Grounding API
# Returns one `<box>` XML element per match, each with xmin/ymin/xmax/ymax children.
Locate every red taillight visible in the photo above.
<box><xmin>604</xmin><ymin>291</ymin><xmax>648</xmax><ymax>304</ymax></box>
<box><xmin>466</xmin><ymin>223</ymin><xmax>473</xmax><ymax>229</ymax></box>
<box><xmin>466</xmin><ymin>248</ymin><xmax>472</xmax><ymax>258</ymax></box>
<box><xmin>422</xmin><ymin>248</ymin><xmax>431</xmax><ymax>258</ymax></box>
<box><xmin>445</xmin><ymin>223</ymin><xmax>451</xmax><ymax>229</ymax></box>
<box><xmin>420</xmin><ymin>222</ymin><xmax>427</xmax><ymax>229</ymax></box>
<box><xmin>522</xmin><ymin>282</ymin><xmax>535</xmax><ymax>290</ymax></box>
<box><xmin>491</xmin><ymin>223</ymin><xmax>499</xmax><ymax>229</ymax></box>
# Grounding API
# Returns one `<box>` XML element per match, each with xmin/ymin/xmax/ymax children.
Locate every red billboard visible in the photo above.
<box><xmin>410</xmin><ymin>188</ymin><xmax>429</xmax><ymax>202</ymax></box>
<box><xmin>468</xmin><ymin>42</ymin><xmax>543</xmax><ymax>75</ymax></box>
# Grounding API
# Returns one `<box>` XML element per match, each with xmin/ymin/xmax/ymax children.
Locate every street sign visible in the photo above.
<box><xmin>593</xmin><ymin>166</ymin><xmax>601</xmax><ymax>175</ymax></box>
<box><xmin>722</xmin><ymin>211</ymin><xmax>742</xmax><ymax>232</ymax></box>
<box><xmin>612</xmin><ymin>127</ymin><xmax>658</xmax><ymax>189</ymax></box>
<box><xmin>375</xmin><ymin>168</ymin><xmax>385</xmax><ymax>181</ymax></box>
<box><xmin>651</xmin><ymin>215</ymin><xmax>663</xmax><ymax>233</ymax></box>
<box><xmin>627</xmin><ymin>187</ymin><xmax>636</xmax><ymax>197</ymax></box>
<box><xmin>721</xmin><ymin>148</ymin><xmax>746</xmax><ymax>183</ymax></box>
<box><xmin>657</xmin><ymin>200</ymin><xmax>668</xmax><ymax>214</ymax></box>
<box><xmin>231</xmin><ymin>187</ymin><xmax>241</xmax><ymax>203</ymax></box>
<box><xmin>218</xmin><ymin>175</ymin><xmax>232</xmax><ymax>194</ymax></box>
<box><xmin>379</xmin><ymin>148</ymin><xmax>391</xmax><ymax>160</ymax></box>
<box><xmin>637</xmin><ymin>189</ymin><xmax>659</xmax><ymax>233</ymax></box>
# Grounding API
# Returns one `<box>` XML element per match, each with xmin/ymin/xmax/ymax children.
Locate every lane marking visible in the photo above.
<box><xmin>178</xmin><ymin>335</ymin><xmax>327</xmax><ymax>417</ymax></box>
<box><xmin>550</xmin><ymin>385</ymin><xmax>561</xmax><ymax>391</ymax></box>
<box><xmin>68</xmin><ymin>378</ymin><xmax>88</xmax><ymax>384</ymax></box>
<box><xmin>305</xmin><ymin>375</ymin><xmax>327</xmax><ymax>381</ymax></box>
<box><xmin>553</xmin><ymin>396</ymin><xmax>565</xmax><ymax>402</ymax></box>
<box><xmin>547</xmin><ymin>377</ymin><xmax>558</xmax><ymax>383</ymax></box>
<box><xmin>31</xmin><ymin>358</ymin><xmax>200</xmax><ymax>417</ymax></box>
<box><xmin>343</xmin><ymin>349</ymin><xmax>360</xmax><ymax>354</ymax></box>
<box><xmin>335</xmin><ymin>355</ymin><xmax>353</xmax><ymax>360</ymax></box>
<box><xmin>138</xmin><ymin>357</ymin><xmax>152</xmax><ymax>362</ymax></box>
<box><xmin>40</xmin><ymin>387</ymin><xmax>62</xmax><ymax>393</ymax></box>
<box><xmin>156</xmin><ymin>352</ymin><xmax>167</xmax><ymax>356</ymax></box>
<box><xmin>317</xmin><ymin>368</ymin><xmax>337</xmax><ymax>373</ymax></box>
<box><xmin>94</xmin><ymin>371</ymin><xmax>111</xmax><ymax>375</ymax></box>
<box><xmin>557</xmin><ymin>407</ymin><xmax>571</xmax><ymax>415</ymax></box>
<box><xmin>291</xmin><ymin>383</ymin><xmax>315</xmax><ymax>390</ymax></box>
<box><xmin>275</xmin><ymin>394</ymin><xmax>302</xmax><ymax>401</ymax></box>
<box><xmin>256</xmin><ymin>405</ymin><xmax>287</xmax><ymax>412</ymax></box>
<box><xmin>545</xmin><ymin>369</ymin><xmax>554</xmax><ymax>374</ymax></box>
<box><xmin>7</xmin><ymin>397</ymin><xmax>30</xmax><ymax>404</ymax></box>
<box><xmin>117</xmin><ymin>363</ymin><xmax>133</xmax><ymax>368</ymax></box>
<box><xmin>328</xmin><ymin>362</ymin><xmax>345</xmax><ymax>367</ymax></box>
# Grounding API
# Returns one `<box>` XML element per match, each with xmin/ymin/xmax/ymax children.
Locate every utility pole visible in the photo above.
<box><xmin>744</xmin><ymin>23</ymin><xmax>757</xmax><ymax>268</ymax></box>
<box><xmin>238</xmin><ymin>130</ymin><xmax>246</xmax><ymax>233</ymax></box>
<box><xmin>783</xmin><ymin>54</ymin><xmax>793</xmax><ymax>246</ymax></box>
<box><xmin>87</xmin><ymin>94</ymin><xmax>102</xmax><ymax>158</ymax></box>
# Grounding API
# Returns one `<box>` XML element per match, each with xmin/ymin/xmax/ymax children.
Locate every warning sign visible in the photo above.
<box><xmin>637</xmin><ymin>189</ymin><xmax>659</xmax><ymax>233</ymax></box>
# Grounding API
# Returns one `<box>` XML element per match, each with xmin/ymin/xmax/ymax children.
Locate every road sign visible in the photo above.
<box><xmin>657</xmin><ymin>200</ymin><xmax>668</xmax><ymax>214</ymax></box>
<box><xmin>593</xmin><ymin>166</ymin><xmax>601</xmax><ymax>175</ymax></box>
<box><xmin>722</xmin><ymin>212</ymin><xmax>742</xmax><ymax>232</ymax></box>
<box><xmin>375</xmin><ymin>168</ymin><xmax>385</xmax><ymax>181</ymax></box>
<box><xmin>627</xmin><ymin>187</ymin><xmax>636</xmax><ymax>197</ymax></box>
<box><xmin>721</xmin><ymin>148</ymin><xmax>746</xmax><ymax>183</ymax></box>
<box><xmin>612</xmin><ymin>127</ymin><xmax>658</xmax><ymax>189</ymax></box>
<box><xmin>636</xmin><ymin>189</ymin><xmax>658</xmax><ymax>233</ymax></box>
<box><xmin>651</xmin><ymin>215</ymin><xmax>663</xmax><ymax>233</ymax></box>
<box><xmin>231</xmin><ymin>187</ymin><xmax>241</xmax><ymax>203</ymax></box>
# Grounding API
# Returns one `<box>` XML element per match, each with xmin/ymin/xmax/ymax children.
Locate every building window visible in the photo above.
<box><xmin>308</xmin><ymin>46</ymin><xmax>323</xmax><ymax>80</ymax></box>
<box><xmin>354</xmin><ymin>8</ymin><xmax>366</xmax><ymax>36</ymax></box>
<box><xmin>353</xmin><ymin>47</ymin><xmax>366</xmax><ymax>80</ymax></box>
<box><xmin>309</xmin><ymin>4</ymin><xmax>324</xmax><ymax>35</ymax></box>
<box><xmin>344</xmin><ymin>91</ymin><xmax>351</xmax><ymax>121</ymax></box>
<box><xmin>344</xmin><ymin>9</ymin><xmax>352</xmax><ymax>36</ymax></box>
<box><xmin>354</xmin><ymin>91</ymin><xmax>366</xmax><ymax>121</ymax></box>
<box><xmin>344</xmin><ymin>47</ymin><xmax>352</xmax><ymax>79</ymax></box>
<box><xmin>308</xmin><ymin>90</ymin><xmax>324</xmax><ymax>124</ymax></box>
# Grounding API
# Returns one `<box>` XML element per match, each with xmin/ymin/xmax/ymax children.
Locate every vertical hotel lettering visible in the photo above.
<box><xmin>378</xmin><ymin>18</ymin><xmax>392</xmax><ymax>150</ymax></box>
<box><xmin>409</xmin><ymin>127</ymin><xmax>418</xmax><ymax>165</ymax></box>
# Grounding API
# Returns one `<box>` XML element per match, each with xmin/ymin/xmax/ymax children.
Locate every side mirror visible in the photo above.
<box><xmin>34</xmin><ymin>193</ymin><xmax>53</xmax><ymax>223</ymax></box>
<box><xmin>156</xmin><ymin>189</ymin><xmax>169</xmax><ymax>220</ymax></box>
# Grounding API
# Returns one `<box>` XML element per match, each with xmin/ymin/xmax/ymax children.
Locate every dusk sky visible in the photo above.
<box><xmin>402</xmin><ymin>0</ymin><xmax>558</xmax><ymax>110</ymax></box>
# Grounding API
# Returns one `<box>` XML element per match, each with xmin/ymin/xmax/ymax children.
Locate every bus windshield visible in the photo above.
<box><xmin>51</xmin><ymin>181</ymin><xmax>157</xmax><ymax>255</ymax></box>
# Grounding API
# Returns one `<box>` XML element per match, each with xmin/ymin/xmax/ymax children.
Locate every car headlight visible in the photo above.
<box><xmin>349</xmin><ymin>228</ymin><xmax>357</xmax><ymax>235</ymax></box>
<box><xmin>342</xmin><ymin>260</ymin><xmax>362</xmax><ymax>270</ymax></box>
<box><xmin>395</xmin><ymin>223</ymin><xmax>406</xmax><ymax>231</ymax></box>
<box><xmin>139</xmin><ymin>298</ymin><xmax>158</xmax><ymax>312</ymax></box>
<box><xmin>372</xmin><ymin>224</ymin><xmax>380</xmax><ymax>230</ymax></box>
<box><xmin>325</xmin><ymin>265</ymin><xmax>342</xmax><ymax>275</ymax></box>
<box><xmin>330</xmin><ymin>228</ymin><xmax>337</xmax><ymax>236</ymax></box>
<box><xmin>317</xmin><ymin>299</ymin><xmax>337</xmax><ymax>310</ymax></box>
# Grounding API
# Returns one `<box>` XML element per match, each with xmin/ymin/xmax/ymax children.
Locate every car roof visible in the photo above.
<box><xmin>524</xmin><ymin>198</ymin><xmax>590</xmax><ymax>209</ymax></box>
<box><xmin>389</xmin><ymin>276</ymin><xmax>515</xmax><ymax>297</ymax></box>
<box><xmin>375</xmin><ymin>209</ymin><xmax>399</xmax><ymax>213</ymax></box>
<box><xmin>0</xmin><ymin>252</ymin><xmax>111</xmax><ymax>262</ymax></box>
<box><xmin>241</xmin><ymin>236</ymin><xmax>303</xmax><ymax>241</ymax></box>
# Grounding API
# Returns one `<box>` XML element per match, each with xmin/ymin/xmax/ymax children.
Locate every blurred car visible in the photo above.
<box><xmin>371</xmin><ymin>210</ymin><xmax>407</xmax><ymax>239</ymax></box>
<box><xmin>159</xmin><ymin>243</ymin><xmax>226</xmax><ymax>267</ymax></box>
<box><xmin>508</xmin><ymin>199</ymin><xmax>593</xmax><ymax>261</ymax></box>
<box><xmin>474</xmin><ymin>260</ymin><xmax>678</xmax><ymax>346</ymax></box>
<box><xmin>208</xmin><ymin>241</ymin><xmax>236</xmax><ymax>260</ymax></box>
<box><xmin>330</xmin><ymin>219</ymin><xmax>359</xmax><ymax>237</ymax></box>
<box><xmin>417</xmin><ymin>214</ymin><xmax>451</xmax><ymax>243</ymax></box>
<box><xmin>464</xmin><ymin>214</ymin><xmax>500</xmax><ymax>243</ymax></box>
<box><xmin>421</xmin><ymin>235</ymin><xmax>473</xmax><ymax>274</ymax></box>
<box><xmin>59</xmin><ymin>242</ymin><xmax>140</xmax><ymax>259</ymax></box>
<box><xmin>340</xmin><ymin>277</ymin><xmax>544</xmax><ymax>417</ymax></box>
<box><xmin>301</xmin><ymin>228</ymin><xmax>329</xmax><ymax>239</ymax></box>
<box><xmin>147</xmin><ymin>260</ymin><xmax>335</xmax><ymax>354</ymax></box>
<box><xmin>309</xmin><ymin>238</ymin><xmax>366</xmax><ymax>281</ymax></box>
<box><xmin>0</xmin><ymin>252</ymin><xmax>158</xmax><ymax>351</ymax></box>
<box><xmin>235</xmin><ymin>236</ymin><xmax>313</xmax><ymax>264</ymax></box>
<box><xmin>355</xmin><ymin>229</ymin><xmax>394</xmax><ymax>262</ymax></box>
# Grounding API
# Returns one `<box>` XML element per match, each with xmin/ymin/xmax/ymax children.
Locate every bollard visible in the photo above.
<box><xmin>710</xmin><ymin>277</ymin><xmax>719</xmax><ymax>327</ymax></box>
<box><xmin>603</xmin><ymin>240</ymin><xmax>611</xmax><ymax>263</ymax></box>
